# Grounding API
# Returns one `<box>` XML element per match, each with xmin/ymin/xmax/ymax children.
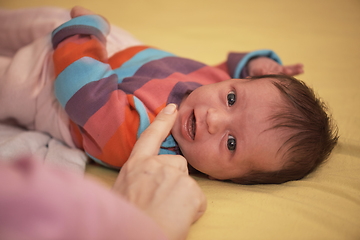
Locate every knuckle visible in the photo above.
<box><xmin>177</xmin><ymin>157</ymin><xmax>189</xmax><ymax>171</ymax></box>
<box><xmin>172</xmin><ymin>155</ymin><xmax>187</xmax><ymax>165</ymax></box>
<box><xmin>178</xmin><ymin>174</ymin><xmax>197</xmax><ymax>188</ymax></box>
<box><xmin>175</xmin><ymin>155</ymin><xmax>187</xmax><ymax>163</ymax></box>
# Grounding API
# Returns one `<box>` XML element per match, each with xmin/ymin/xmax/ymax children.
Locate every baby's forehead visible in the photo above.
<box><xmin>230</xmin><ymin>77</ymin><xmax>281</xmax><ymax>91</ymax></box>
<box><xmin>250</xmin><ymin>127</ymin><xmax>293</xmax><ymax>173</ymax></box>
<box><xmin>243</xmin><ymin>77</ymin><xmax>280</xmax><ymax>87</ymax></box>
<box><xmin>244</xmin><ymin>77</ymin><xmax>287</xmax><ymax>103</ymax></box>
<box><xmin>236</xmin><ymin>79</ymin><xmax>293</xmax><ymax>168</ymax></box>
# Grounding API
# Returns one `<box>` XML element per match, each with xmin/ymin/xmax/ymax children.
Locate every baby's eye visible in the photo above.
<box><xmin>227</xmin><ymin>91</ymin><xmax>236</xmax><ymax>107</ymax></box>
<box><xmin>227</xmin><ymin>135</ymin><xmax>236</xmax><ymax>151</ymax></box>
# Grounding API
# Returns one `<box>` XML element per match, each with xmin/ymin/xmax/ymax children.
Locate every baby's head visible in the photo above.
<box><xmin>171</xmin><ymin>75</ymin><xmax>338</xmax><ymax>184</ymax></box>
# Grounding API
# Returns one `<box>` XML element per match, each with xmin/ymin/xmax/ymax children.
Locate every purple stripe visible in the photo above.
<box><xmin>52</xmin><ymin>26</ymin><xmax>106</xmax><ymax>49</ymax></box>
<box><xmin>65</xmin><ymin>74</ymin><xmax>118</xmax><ymax>126</ymax></box>
<box><xmin>227</xmin><ymin>53</ymin><xmax>247</xmax><ymax>78</ymax></box>
<box><xmin>119</xmin><ymin>57</ymin><xmax>206</xmax><ymax>94</ymax></box>
<box><xmin>167</xmin><ymin>82</ymin><xmax>202</xmax><ymax>106</ymax></box>
<box><xmin>239</xmin><ymin>65</ymin><xmax>249</xmax><ymax>79</ymax></box>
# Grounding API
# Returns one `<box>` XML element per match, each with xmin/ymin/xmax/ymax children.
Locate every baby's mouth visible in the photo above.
<box><xmin>187</xmin><ymin>110</ymin><xmax>196</xmax><ymax>140</ymax></box>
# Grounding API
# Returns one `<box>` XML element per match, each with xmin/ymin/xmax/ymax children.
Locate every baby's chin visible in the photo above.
<box><xmin>170</xmin><ymin>116</ymin><xmax>182</xmax><ymax>142</ymax></box>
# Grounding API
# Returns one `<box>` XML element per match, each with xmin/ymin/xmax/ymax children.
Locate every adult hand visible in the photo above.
<box><xmin>248</xmin><ymin>57</ymin><xmax>304</xmax><ymax>76</ymax></box>
<box><xmin>113</xmin><ymin>104</ymin><xmax>207</xmax><ymax>240</ymax></box>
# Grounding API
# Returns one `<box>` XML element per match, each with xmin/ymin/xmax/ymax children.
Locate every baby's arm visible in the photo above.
<box><xmin>247</xmin><ymin>57</ymin><xmax>304</xmax><ymax>76</ymax></box>
<box><xmin>225</xmin><ymin>50</ymin><xmax>303</xmax><ymax>78</ymax></box>
<box><xmin>52</xmin><ymin>12</ymin><xmax>142</xmax><ymax>168</ymax></box>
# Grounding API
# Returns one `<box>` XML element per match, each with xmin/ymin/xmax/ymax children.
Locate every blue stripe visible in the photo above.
<box><xmin>52</xmin><ymin>15</ymin><xmax>109</xmax><ymax>38</ymax></box>
<box><xmin>55</xmin><ymin>57</ymin><xmax>113</xmax><ymax>108</ymax></box>
<box><xmin>161</xmin><ymin>134</ymin><xmax>177</xmax><ymax>148</ymax></box>
<box><xmin>233</xmin><ymin>50</ymin><xmax>282</xmax><ymax>78</ymax></box>
<box><xmin>113</xmin><ymin>48</ymin><xmax>175</xmax><ymax>83</ymax></box>
<box><xmin>133</xmin><ymin>96</ymin><xmax>151</xmax><ymax>140</ymax></box>
<box><xmin>159</xmin><ymin>134</ymin><xmax>177</xmax><ymax>155</ymax></box>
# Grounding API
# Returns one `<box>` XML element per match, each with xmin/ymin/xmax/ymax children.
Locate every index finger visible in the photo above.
<box><xmin>129</xmin><ymin>104</ymin><xmax>178</xmax><ymax>160</ymax></box>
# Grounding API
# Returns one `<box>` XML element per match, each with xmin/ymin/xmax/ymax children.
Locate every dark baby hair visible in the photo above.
<box><xmin>231</xmin><ymin>74</ymin><xmax>339</xmax><ymax>184</ymax></box>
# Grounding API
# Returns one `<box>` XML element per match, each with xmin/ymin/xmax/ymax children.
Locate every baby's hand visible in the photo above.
<box><xmin>248</xmin><ymin>57</ymin><xmax>304</xmax><ymax>76</ymax></box>
<box><xmin>70</xmin><ymin>6</ymin><xmax>95</xmax><ymax>18</ymax></box>
<box><xmin>70</xmin><ymin>6</ymin><xmax>110</xmax><ymax>25</ymax></box>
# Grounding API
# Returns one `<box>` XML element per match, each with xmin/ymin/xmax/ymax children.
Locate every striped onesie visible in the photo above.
<box><xmin>52</xmin><ymin>15</ymin><xmax>282</xmax><ymax>168</ymax></box>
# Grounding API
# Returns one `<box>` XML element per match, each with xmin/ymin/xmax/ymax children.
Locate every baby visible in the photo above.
<box><xmin>172</xmin><ymin>73</ymin><xmax>339</xmax><ymax>184</ymax></box>
<box><xmin>1</xmin><ymin>7</ymin><xmax>338</xmax><ymax>184</ymax></box>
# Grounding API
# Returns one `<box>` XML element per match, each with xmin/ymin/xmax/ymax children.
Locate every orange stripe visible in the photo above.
<box><xmin>53</xmin><ymin>38</ymin><xmax>107</xmax><ymax>77</ymax></box>
<box><xmin>108</xmin><ymin>46</ymin><xmax>149</xmax><ymax>69</ymax></box>
<box><xmin>69</xmin><ymin>120</ymin><xmax>83</xmax><ymax>149</ymax></box>
<box><xmin>92</xmin><ymin>96</ymin><xmax>140</xmax><ymax>167</ymax></box>
<box><xmin>154</xmin><ymin>103</ymin><xmax>167</xmax><ymax>116</ymax></box>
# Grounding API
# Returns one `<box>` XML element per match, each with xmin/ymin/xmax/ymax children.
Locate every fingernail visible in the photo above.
<box><xmin>162</xmin><ymin>104</ymin><xmax>177</xmax><ymax>114</ymax></box>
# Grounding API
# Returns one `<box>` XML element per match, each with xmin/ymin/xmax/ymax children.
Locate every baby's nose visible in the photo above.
<box><xmin>206</xmin><ymin>108</ymin><xmax>225</xmax><ymax>134</ymax></box>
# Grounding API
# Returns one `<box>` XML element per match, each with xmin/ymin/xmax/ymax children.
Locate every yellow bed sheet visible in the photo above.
<box><xmin>2</xmin><ymin>0</ymin><xmax>359</xmax><ymax>239</ymax></box>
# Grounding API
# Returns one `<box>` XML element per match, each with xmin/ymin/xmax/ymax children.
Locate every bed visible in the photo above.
<box><xmin>1</xmin><ymin>0</ymin><xmax>359</xmax><ymax>239</ymax></box>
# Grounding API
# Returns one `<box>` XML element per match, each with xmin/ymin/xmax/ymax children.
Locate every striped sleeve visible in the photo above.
<box><xmin>227</xmin><ymin>50</ymin><xmax>282</xmax><ymax>78</ymax></box>
<box><xmin>51</xmin><ymin>16</ymin><xmax>145</xmax><ymax>168</ymax></box>
<box><xmin>52</xmin><ymin>15</ymin><xmax>109</xmax><ymax>49</ymax></box>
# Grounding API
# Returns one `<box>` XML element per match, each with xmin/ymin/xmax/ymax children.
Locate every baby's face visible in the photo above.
<box><xmin>171</xmin><ymin>78</ymin><xmax>288</xmax><ymax>180</ymax></box>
